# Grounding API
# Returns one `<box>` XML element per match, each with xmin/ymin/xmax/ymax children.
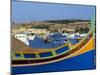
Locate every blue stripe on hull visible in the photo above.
<box><xmin>12</xmin><ymin>49</ymin><xmax>96</xmax><ymax>74</ymax></box>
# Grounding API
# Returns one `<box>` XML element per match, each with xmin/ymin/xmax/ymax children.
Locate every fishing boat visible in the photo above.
<box><xmin>28</xmin><ymin>34</ymin><xmax>36</xmax><ymax>40</ymax></box>
<box><xmin>12</xmin><ymin>17</ymin><xmax>95</xmax><ymax>67</ymax></box>
<box><xmin>12</xmin><ymin>30</ymin><xmax>95</xmax><ymax>67</ymax></box>
<box><xmin>14</xmin><ymin>33</ymin><xmax>29</xmax><ymax>45</ymax></box>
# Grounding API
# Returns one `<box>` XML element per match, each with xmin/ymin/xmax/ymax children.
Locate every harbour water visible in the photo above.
<box><xmin>28</xmin><ymin>33</ymin><xmax>80</xmax><ymax>49</ymax></box>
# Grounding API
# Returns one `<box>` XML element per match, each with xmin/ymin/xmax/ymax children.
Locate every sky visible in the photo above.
<box><xmin>12</xmin><ymin>1</ymin><xmax>95</xmax><ymax>23</ymax></box>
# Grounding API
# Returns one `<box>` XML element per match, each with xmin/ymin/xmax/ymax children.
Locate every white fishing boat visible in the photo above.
<box><xmin>28</xmin><ymin>35</ymin><xmax>36</xmax><ymax>40</ymax></box>
<box><xmin>68</xmin><ymin>34</ymin><xmax>75</xmax><ymax>39</ymax></box>
<box><xmin>80</xmin><ymin>33</ymin><xmax>87</xmax><ymax>38</ymax></box>
<box><xmin>14</xmin><ymin>33</ymin><xmax>29</xmax><ymax>45</ymax></box>
<box><xmin>62</xmin><ymin>33</ymin><xmax>68</xmax><ymax>37</ymax></box>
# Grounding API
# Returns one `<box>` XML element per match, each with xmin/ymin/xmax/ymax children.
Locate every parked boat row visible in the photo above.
<box><xmin>14</xmin><ymin>32</ymin><xmax>87</xmax><ymax>49</ymax></box>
